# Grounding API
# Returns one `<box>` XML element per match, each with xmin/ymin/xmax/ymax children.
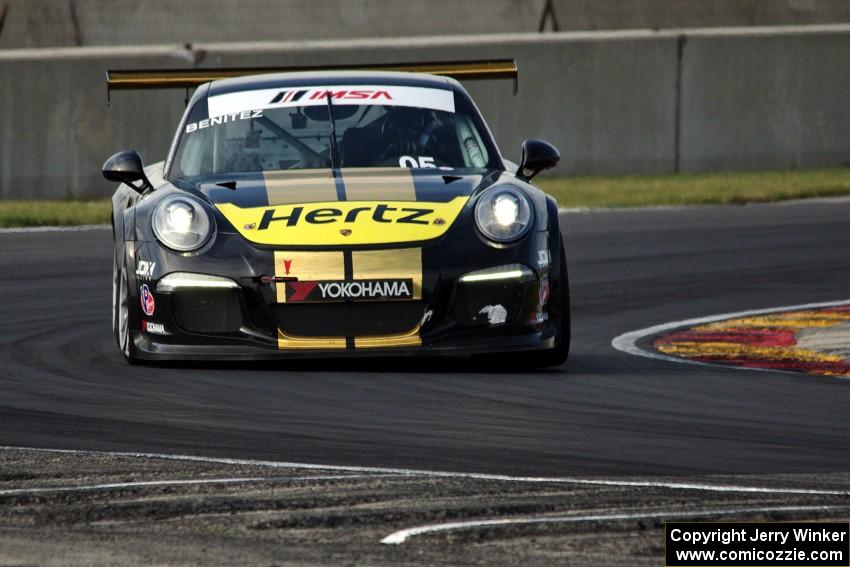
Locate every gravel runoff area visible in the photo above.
<box><xmin>2</xmin><ymin>448</ymin><xmax>850</xmax><ymax>566</ymax></box>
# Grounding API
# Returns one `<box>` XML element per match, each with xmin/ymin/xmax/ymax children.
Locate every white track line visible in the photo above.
<box><xmin>3</xmin><ymin>446</ymin><xmax>849</xmax><ymax>497</ymax></box>
<box><xmin>0</xmin><ymin>224</ymin><xmax>109</xmax><ymax>234</ymax></box>
<box><xmin>611</xmin><ymin>299</ymin><xmax>850</xmax><ymax>372</ymax></box>
<box><xmin>381</xmin><ymin>505</ymin><xmax>840</xmax><ymax>545</ymax></box>
<box><xmin>0</xmin><ymin>474</ymin><xmax>394</xmax><ymax>496</ymax></box>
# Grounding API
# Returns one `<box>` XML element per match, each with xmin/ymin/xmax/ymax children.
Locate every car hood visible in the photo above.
<box><xmin>188</xmin><ymin>168</ymin><xmax>499</xmax><ymax>246</ymax></box>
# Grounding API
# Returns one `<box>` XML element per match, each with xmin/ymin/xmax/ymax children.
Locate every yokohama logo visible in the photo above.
<box><xmin>319</xmin><ymin>280</ymin><xmax>410</xmax><ymax>298</ymax></box>
<box><xmin>286</xmin><ymin>279</ymin><xmax>413</xmax><ymax>302</ymax></box>
<box><xmin>288</xmin><ymin>281</ymin><xmax>317</xmax><ymax>301</ymax></box>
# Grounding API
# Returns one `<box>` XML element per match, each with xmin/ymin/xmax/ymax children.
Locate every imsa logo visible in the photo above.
<box><xmin>269</xmin><ymin>89</ymin><xmax>392</xmax><ymax>104</ymax></box>
<box><xmin>286</xmin><ymin>279</ymin><xmax>413</xmax><ymax>302</ymax></box>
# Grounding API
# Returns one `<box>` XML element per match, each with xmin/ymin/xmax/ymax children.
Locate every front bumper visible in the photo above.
<box><xmin>128</xmin><ymin>230</ymin><xmax>558</xmax><ymax>361</ymax></box>
<box><xmin>134</xmin><ymin>330</ymin><xmax>554</xmax><ymax>361</ymax></box>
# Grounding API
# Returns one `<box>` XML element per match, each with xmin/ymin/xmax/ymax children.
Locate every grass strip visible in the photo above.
<box><xmin>0</xmin><ymin>200</ymin><xmax>111</xmax><ymax>228</ymax></box>
<box><xmin>1</xmin><ymin>168</ymin><xmax>849</xmax><ymax>227</ymax></box>
<box><xmin>537</xmin><ymin>168</ymin><xmax>850</xmax><ymax>208</ymax></box>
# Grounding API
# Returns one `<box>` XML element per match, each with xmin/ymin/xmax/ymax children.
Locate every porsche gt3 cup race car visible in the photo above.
<box><xmin>104</xmin><ymin>61</ymin><xmax>570</xmax><ymax>366</ymax></box>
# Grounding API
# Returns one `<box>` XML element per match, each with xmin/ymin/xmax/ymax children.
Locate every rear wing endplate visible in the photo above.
<box><xmin>106</xmin><ymin>59</ymin><xmax>518</xmax><ymax>101</ymax></box>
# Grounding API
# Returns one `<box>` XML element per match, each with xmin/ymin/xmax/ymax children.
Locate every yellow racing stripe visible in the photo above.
<box><xmin>272</xmin><ymin>251</ymin><xmax>344</xmax><ymax>303</ymax></box>
<box><xmin>341</xmin><ymin>167</ymin><xmax>417</xmax><ymax>201</ymax></box>
<box><xmin>351</xmin><ymin>248</ymin><xmax>422</xmax><ymax>300</ymax></box>
<box><xmin>277</xmin><ymin>330</ymin><xmax>347</xmax><ymax>350</ymax></box>
<box><xmin>355</xmin><ymin>326</ymin><xmax>422</xmax><ymax>348</ymax></box>
<box><xmin>352</xmin><ymin>248</ymin><xmax>423</xmax><ymax>348</ymax></box>
<box><xmin>263</xmin><ymin>169</ymin><xmax>337</xmax><ymax>205</ymax></box>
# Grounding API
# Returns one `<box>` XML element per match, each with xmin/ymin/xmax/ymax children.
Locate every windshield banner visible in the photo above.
<box><xmin>207</xmin><ymin>85</ymin><xmax>455</xmax><ymax>118</ymax></box>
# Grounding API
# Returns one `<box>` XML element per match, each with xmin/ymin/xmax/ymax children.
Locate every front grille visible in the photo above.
<box><xmin>274</xmin><ymin>301</ymin><xmax>423</xmax><ymax>337</ymax></box>
<box><xmin>172</xmin><ymin>289</ymin><xmax>243</xmax><ymax>334</ymax></box>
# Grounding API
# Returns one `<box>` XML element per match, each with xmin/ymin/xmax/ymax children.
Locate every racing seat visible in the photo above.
<box><xmin>340</xmin><ymin>127</ymin><xmax>381</xmax><ymax>167</ymax></box>
<box><xmin>423</xmin><ymin>125</ymin><xmax>464</xmax><ymax>166</ymax></box>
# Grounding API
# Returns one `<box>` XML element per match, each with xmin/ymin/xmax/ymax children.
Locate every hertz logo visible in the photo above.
<box><xmin>216</xmin><ymin>197</ymin><xmax>468</xmax><ymax>246</ymax></box>
<box><xmin>258</xmin><ymin>204</ymin><xmax>434</xmax><ymax>230</ymax></box>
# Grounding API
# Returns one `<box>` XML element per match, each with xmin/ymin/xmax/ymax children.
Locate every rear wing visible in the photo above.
<box><xmin>105</xmin><ymin>59</ymin><xmax>518</xmax><ymax>101</ymax></box>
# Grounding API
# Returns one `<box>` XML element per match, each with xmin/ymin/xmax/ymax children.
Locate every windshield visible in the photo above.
<box><xmin>169</xmin><ymin>84</ymin><xmax>501</xmax><ymax>179</ymax></box>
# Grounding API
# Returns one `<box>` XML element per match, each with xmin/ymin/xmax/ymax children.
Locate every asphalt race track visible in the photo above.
<box><xmin>3</xmin><ymin>199</ymin><xmax>850</xmax><ymax>565</ymax></box>
<box><xmin>1</xmin><ymin>199</ymin><xmax>850</xmax><ymax>477</ymax></box>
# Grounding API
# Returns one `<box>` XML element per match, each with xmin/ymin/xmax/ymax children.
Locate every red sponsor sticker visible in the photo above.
<box><xmin>539</xmin><ymin>275</ymin><xmax>550</xmax><ymax>306</ymax></box>
<box><xmin>140</xmin><ymin>284</ymin><xmax>155</xmax><ymax>316</ymax></box>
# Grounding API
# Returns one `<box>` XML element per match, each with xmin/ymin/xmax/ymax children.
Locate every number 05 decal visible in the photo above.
<box><xmin>399</xmin><ymin>156</ymin><xmax>436</xmax><ymax>168</ymax></box>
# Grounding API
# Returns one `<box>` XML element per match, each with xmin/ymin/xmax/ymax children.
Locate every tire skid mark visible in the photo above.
<box><xmin>380</xmin><ymin>505</ymin><xmax>842</xmax><ymax>545</ymax></box>
<box><xmin>0</xmin><ymin>474</ymin><xmax>398</xmax><ymax>496</ymax></box>
<box><xmin>3</xmin><ymin>445</ymin><xmax>849</xmax><ymax>496</ymax></box>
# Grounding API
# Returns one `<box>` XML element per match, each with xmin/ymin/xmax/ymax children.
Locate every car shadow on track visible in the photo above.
<box><xmin>141</xmin><ymin>355</ymin><xmax>572</xmax><ymax>375</ymax></box>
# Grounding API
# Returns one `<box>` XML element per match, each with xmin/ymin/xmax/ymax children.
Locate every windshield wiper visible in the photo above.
<box><xmin>325</xmin><ymin>92</ymin><xmax>340</xmax><ymax>171</ymax></box>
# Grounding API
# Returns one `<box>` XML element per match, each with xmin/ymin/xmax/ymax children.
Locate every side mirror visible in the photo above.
<box><xmin>517</xmin><ymin>139</ymin><xmax>560</xmax><ymax>182</ymax></box>
<box><xmin>102</xmin><ymin>150</ymin><xmax>152</xmax><ymax>193</ymax></box>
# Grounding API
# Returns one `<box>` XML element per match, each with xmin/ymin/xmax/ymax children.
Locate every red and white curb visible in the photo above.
<box><xmin>612</xmin><ymin>300</ymin><xmax>850</xmax><ymax>377</ymax></box>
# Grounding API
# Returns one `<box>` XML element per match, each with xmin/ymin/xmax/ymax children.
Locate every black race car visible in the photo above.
<box><xmin>104</xmin><ymin>61</ymin><xmax>569</xmax><ymax>366</ymax></box>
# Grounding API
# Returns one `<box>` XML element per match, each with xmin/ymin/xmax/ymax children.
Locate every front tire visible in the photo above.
<box><xmin>113</xmin><ymin>249</ymin><xmax>138</xmax><ymax>364</ymax></box>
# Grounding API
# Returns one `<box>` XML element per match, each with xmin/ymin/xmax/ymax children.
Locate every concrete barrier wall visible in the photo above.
<box><xmin>680</xmin><ymin>27</ymin><xmax>850</xmax><ymax>171</ymax></box>
<box><xmin>0</xmin><ymin>0</ymin><xmax>550</xmax><ymax>48</ymax></box>
<box><xmin>3</xmin><ymin>0</ymin><xmax>850</xmax><ymax>48</ymax></box>
<box><xmin>1</xmin><ymin>25</ymin><xmax>848</xmax><ymax>200</ymax></box>
<box><xmin>0</xmin><ymin>46</ymin><xmax>192</xmax><ymax>199</ymax></box>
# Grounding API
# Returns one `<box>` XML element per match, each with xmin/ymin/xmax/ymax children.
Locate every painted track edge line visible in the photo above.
<box><xmin>2</xmin><ymin>445</ymin><xmax>848</xmax><ymax>496</ymax></box>
<box><xmin>610</xmin><ymin>299</ymin><xmax>850</xmax><ymax>373</ymax></box>
<box><xmin>380</xmin><ymin>505</ymin><xmax>840</xmax><ymax>545</ymax></box>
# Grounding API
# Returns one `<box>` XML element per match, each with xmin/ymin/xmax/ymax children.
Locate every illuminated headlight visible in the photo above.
<box><xmin>475</xmin><ymin>187</ymin><xmax>532</xmax><ymax>243</ymax></box>
<box><xmin>152</xmin><ymin>196</ymin><xmax>214</xmax><ymax>252</ymax></box>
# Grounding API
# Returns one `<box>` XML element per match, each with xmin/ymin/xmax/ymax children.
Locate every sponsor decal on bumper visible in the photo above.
<box><xmin>286</xmin><ymin>279</ymin><xmax>413</xmax><ymax>302</ymax></box>
<box><xmin>135</xmin><ymin>260</ymin><xmax>156</xmax><ymax>279</ymax></box>
<box><xmin>271</xmin><ymin>248</ymin><xmax>423</xmax><ymax>349</ymax></box>
<box><xmin>140</xmin><ymin>284</ymin><xmax>155</xmax><ymax>316</ymax></box>
<box><xmin>141</xmin><ymin>320</ymin><xmax>168</xmax><ymax>335</ymax></box>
